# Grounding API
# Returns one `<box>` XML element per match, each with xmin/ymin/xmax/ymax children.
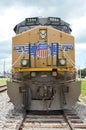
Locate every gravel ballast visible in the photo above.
<box><xmin>0</xmin><ymin>91</ymin><xmax>86</xmax><ymax>130</ymax></box>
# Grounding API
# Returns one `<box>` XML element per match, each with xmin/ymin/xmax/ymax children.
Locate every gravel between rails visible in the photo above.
<box><xmin>0</xmin><ymin>91</ymin><xmax>86</xmax><ymax>130</ymax></box>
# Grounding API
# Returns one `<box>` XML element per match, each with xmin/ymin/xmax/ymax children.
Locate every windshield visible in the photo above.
<box><xmin>54</xmin><ymin>25</ymin><xmax>70</xmax><ymax>33</ymax></box>
<box><xmin>14</xmin><ymin>17</ymin><xmax>72</xmax><ymax>34</ymax></box>
<box><xmin>18</xmin><ymin>25</ymin><xmax>70</xmax><ymax>34</ymax></box>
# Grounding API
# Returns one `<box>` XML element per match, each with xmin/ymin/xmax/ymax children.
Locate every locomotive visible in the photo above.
<box><xmin>7</xmin><ymin>17</ymin><xmax>81</xmax><ymax>111</ymax></box>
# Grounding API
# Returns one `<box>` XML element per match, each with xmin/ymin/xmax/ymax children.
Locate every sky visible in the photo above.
<box><xmin>0</xmin><ymin>0</ymin><xmax>86</xmax><ymax>73</ymax></box>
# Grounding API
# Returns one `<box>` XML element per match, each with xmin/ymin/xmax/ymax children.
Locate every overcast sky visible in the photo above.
<box><xmin>0</xmin><ymin>0</ymin><xmax>86</xmax><ymax>72</ymax></box>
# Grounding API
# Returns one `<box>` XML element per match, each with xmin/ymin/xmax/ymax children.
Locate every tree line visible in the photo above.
<box><xmin>78</xmin><ymin>68</ymin><xmax>86</xmax><ymax>78</ymax></box>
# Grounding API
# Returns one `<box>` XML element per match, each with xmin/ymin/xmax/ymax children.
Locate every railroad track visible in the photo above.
<box><xmin>0</xmin><ymin>85</ymin><xmax>7</xmax><ymax>92</ymax></box>
<box><xmin>64</xmin><ymin>110</ymin><xmax>86</xmax><ymax>130</ymax></box>
<box><xmin>17</xmin><ymin>110</ymin><xmax>86</xmax><ymax>130</ymax></box>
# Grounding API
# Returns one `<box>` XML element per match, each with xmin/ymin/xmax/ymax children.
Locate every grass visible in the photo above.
<box><xmin>81</xmin><ymin>80</ymin><xmax>86</xmax><ymax>96</ymax></box>
<box><xmin>79</xmin><ymin>80</ymin><xmax>86</xmax><ymax>103</ymax></box>
<box><xmin>0</xmin><ymin>78</ymin><xmax>7</xmax><ymax>86</ymax></box>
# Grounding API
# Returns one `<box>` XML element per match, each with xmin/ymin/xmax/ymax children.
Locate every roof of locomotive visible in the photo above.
<box><xmin>14</xmin><ymin>17</ymin><xmax>72</xmax><ymax>34</ymax></box>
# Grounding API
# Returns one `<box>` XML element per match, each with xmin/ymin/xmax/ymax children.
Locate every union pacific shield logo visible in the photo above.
<box><xmin>36</xmin><ymin>42</ymin><xmax>50</xmax><ymax>58</ymax></box>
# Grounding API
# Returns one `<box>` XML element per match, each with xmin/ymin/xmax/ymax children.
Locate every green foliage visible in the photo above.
<box><xmin>78</xmin><ymin>68</ymin><xmax>86</xmax><ymax>77</ymax></box>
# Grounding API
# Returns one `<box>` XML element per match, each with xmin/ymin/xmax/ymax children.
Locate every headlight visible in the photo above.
<box><xmin>40</xmin><ymin>29</ymin><xmax>46</xmax><ymax>39</ymax></box>
<box><xmin>59</xmin><ymin>58</ymin><xmax>66</xmax><ymax>66</ymax></box>
<box><xmin>21</xmin><ymin>59</ymin><xmax>29</xmax><ymax>67</ymax></box>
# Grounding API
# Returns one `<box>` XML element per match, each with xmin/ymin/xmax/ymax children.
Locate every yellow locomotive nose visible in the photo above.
<box><xmin>7</xmin><ymin>17</ymin><xmax>81</xmax><ymax>111</ymax></box>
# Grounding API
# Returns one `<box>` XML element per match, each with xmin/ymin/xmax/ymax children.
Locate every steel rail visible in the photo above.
<box><xmin>63</xmin><ymin>110</ymin><xmax>75</xmax><ymax>130</ymax></box>
<box><xmin>0</xmin><ymin>85</ymin><xmax>7</xmax><ymax>92</ymax></box>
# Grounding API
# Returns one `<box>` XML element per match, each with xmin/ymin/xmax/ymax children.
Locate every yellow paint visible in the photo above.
<box><xmin>11</xmin><ymin>67</ymin><xmax>73</xmax><ymax>73</ymax></box>
<box><xmin>12</xmin><ymin>26</ymin><xmax>75</xmax><ymax>72</ymax></box>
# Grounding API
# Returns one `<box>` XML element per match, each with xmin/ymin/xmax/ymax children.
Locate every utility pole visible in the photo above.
<box><xmin>79</xmin><ymin>66</ymin><xmax>81</xmax><ymax>79</ymax></box>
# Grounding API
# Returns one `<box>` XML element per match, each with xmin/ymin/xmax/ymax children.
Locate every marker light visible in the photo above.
<box><xmin>59</xmin><ymin>58</ymin><xmax>66</xmax><ymax>66</ymax></box>
<box><xmin>21</xmin><ymin>59</ymin><xmax>29</xmax><ymax>67</ymax></box>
